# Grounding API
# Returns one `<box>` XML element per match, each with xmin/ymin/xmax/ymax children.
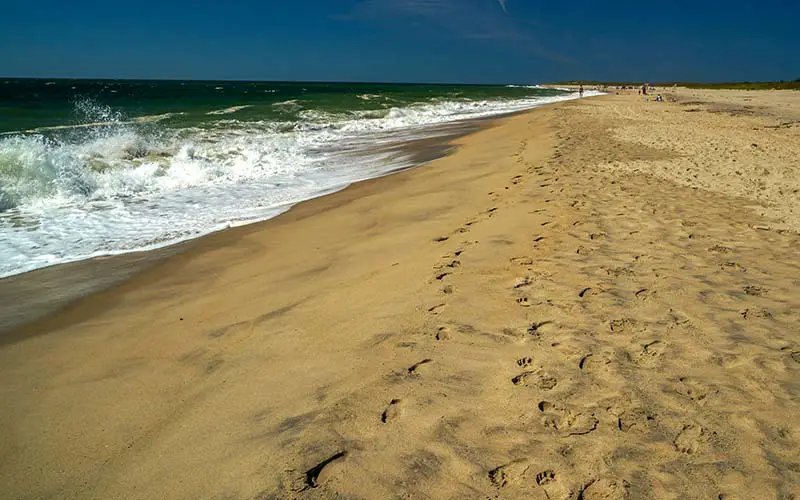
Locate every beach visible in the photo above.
<box><xmin>1</xmin><ymin>89</ymin><xmax>799</xmax><ymax>499</ymax></box>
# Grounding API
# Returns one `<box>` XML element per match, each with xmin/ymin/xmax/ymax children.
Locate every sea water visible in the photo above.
<box><xmin>0</xmin><ymin>79</ymin><xmax>598</xmax><ymax>277</ymax></box>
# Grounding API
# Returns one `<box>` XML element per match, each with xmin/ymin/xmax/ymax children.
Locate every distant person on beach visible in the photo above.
<box><xmin>579</xmin><ymin>85</ymin><xmax>584</xmax><ymax>97</ymax></box>
<box><xmin>641</xmin><ymin>84</ymin><xmax>648</xmax><ymax>96</ymax></box>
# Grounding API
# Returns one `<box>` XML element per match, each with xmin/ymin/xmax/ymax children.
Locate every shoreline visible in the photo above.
<box><xmin>2</xmin><ymin>89</ymin><xmax>798</xmax><ymax>499</ymax></box>
<box><xmin>1</xmin><ymin>84</ymin><xmax>585</xmax><ymax>281</ymax></box>
<box><xmin>0</xmin><ymin>103</ymin><xmax>555</xmax><ymax>339</ymax></box>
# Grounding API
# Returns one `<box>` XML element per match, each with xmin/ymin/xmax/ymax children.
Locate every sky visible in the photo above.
<box><xmin>0</xmin><ymin>0</ymin><xmax>797</xmax><ymax>83</ymax></box>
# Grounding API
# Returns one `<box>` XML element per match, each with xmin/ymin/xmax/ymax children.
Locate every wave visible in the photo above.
<box><xmin>4</xmin><ymin>92</ymin><xmax>594</xmax><ymax>203</ymax></box>
<box><xmin>0</xmin><ymin>113</ymin><xmax>181</xmax><ymax>136</ymax></box>
<box><xmin>271</xmin><ymin>99</ymin><xmax>302</xmax><ymax>115</ymax></box>
<box><xmin>0</xmin><ymin>91</ymin><xmax>591</xmax><ymax>277</ymax></box>
<box><xmin>206</xmin><ymin>105</ymin><xmax>254</xmax><ymax>115</ymax></box>
<box><xmin>135</xmin><ymin>113</ymin><xmax>183</xmax><ymax>123</ymax></box>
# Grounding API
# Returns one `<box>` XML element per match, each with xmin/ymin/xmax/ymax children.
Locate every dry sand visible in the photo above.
<box><xmin>1</xmin><ymin>90</ymin><xmax>799</xmax><ymax>500</ymax></box>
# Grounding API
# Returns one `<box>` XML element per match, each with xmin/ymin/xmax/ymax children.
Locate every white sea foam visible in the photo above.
<box><xmin>2</xmin><ymin>113</ymin><xmax>181</xmax><ymax>135</ymax></box>
<box><xmin>0</xmin><ymin>90</ymin><xmax>598</xmax><ymax>277</ymax></box>
<box><xmin>206</xmin><ymin>105</ymin><xmax>254</xmax><ymax>115</ymax></box>
<box><xmin>135</xmin><ymin>112</ymin><xmax>183</xmax><ymax>123</ymax></box>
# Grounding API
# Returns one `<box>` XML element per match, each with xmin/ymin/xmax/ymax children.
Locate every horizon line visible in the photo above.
<box><xmin>3</xmin><ymin>76</ymin><xmax>797</xmax><ymax>86</ymax></box>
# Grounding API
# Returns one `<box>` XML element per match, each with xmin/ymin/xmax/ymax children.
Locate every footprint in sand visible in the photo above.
<box><xmin>674</xmin><ymin>424</ymin><xmax>710</xmax><ymax>454</ymax></box>
<box><xmin>512</xmin><ymin>370</ymin><xmax>558</xmax><ymax>390</ymax></box>
<box><xmin>428</xmin><ymin>303</ymin><xmax>447</xmax><ymax>315</ymax></box>
<box><xmin>720</xmin><ymin>261</ymin><xmax>747</xmax><ymax>272</ymax></box>
<box><xmin>578</xmin><ymin>353</ymin><xmax>594</xmax><ymax>371</ymax></box>
<box><xmin>606</xmin><ymin>266</ymin><xmax>635</xmax><ymax>278</ymax></box>
<box><xmin>511</xmin><ymin>256</ymin><xmax>534</xmax><ymax>266</ymax></box>
<box><xmin>781</xmin><ymin>347</ymin><xmax>800</xmax><ymax>364</ymax></box>
<box><xmin>293</xmin><ymin>451</ymin><xmax>348</xmax><ymax>492</ymax></box>
<box><xmin>580</xmin><ymin>478</ymin><xmax>630</xmax><ymax>500</ymax></box>
<box><xmin>517</xmin><ymin>297</ymin><xmax>532</xmax><ymax>307</ymax></box>
<box><xmin>407</xmin><ymin>359</ymin><xmax>433</xmax><ymax>376</ymax></box>
<box><xmin>436</xmin><ymin>326</ymin><xmax>452</xmax><ymax>341</ymax></box>
<box><xmin>499</xmin><ymin>327</ymin><xmax>529</xmax><ymax>342</ymax></box>
<box><xmin>432</xmin><ymin>262</ymin><xmax>447</xmax><ymax>271</ymax></box>
<box><xmin>381</xmin><ymin>399</ymin><xmax>402</xmax><ymax>423</ymax></box>
<box><xmin>579</xmin><ymin>286</ymin><xmax>607</xmax><ymax>298</ymax></box>
<box><xmin>634</xmin><ymin>340</ymin><xmax>666</xmax><ymax>367</ymax></box>
<box><xmin>488</xmin><ymin>460</ymin><xmax>530</xmax><ymax>488</ymax></box>
<box><xmin>675</xmin><ymin>377</ymin><xmax>716</xmax><ymax>405</ymax></box>
<box><xmin>617</xmin><ymin>407</ymin><xmax>656</xmax><ymax>433</ymax></box>
<box><xmin>709</xmin><ymin>244</ymin><xmax>732</xmax><ymax>254</ymax></box>
<box><xmin>538</xmin><ymin>401</ymin><xmax>598</xmax><ymax>436</ymax></box>
<box><xmin>668</xmin><ymin>309</ymin><xmax>692</xmax><ymax>326</ymax></box>
<box><xmin>514</xmin><ymin>276</ymin><xmax>534</xmax><ymax>289</ymax></box>
<box><xmin>740</xmin><ymin>308</ymin><xmax>772</xmax><ymax>320</ymax></box>
<box><xmin>743</xmin><ymin>285</ymin><xmax>768</xmax><ymax>296</ymax></box>
<box><xmin>489</xmin><ymin>462</ymin><xmax>571</xmax><ymax>494</ymax></box>
<box><xmin>609</xmin><ymin>318</ymin><xmax>636</xmax><ymax>333</ymax></box>
<box><xmin>537</xmin><ymin>471</ymin><xmax>579</xmax><ymax>499</ymax></box>
<box><xmin>527</xmin><ymin>321</ymin><xmax>553</xmax><ymax>340</ymax></box>
<box><xmin>441</xmin><ymin>284</ymin><xmax>455</xmax><ymax>295</ymax></box>
<box><xmin>517</xmin><ymin>357</ymin><xmax>533</xmax><ymax>368</ymax></box>
<box><xmin>535</xmin><ymin>470</ymin><xmax>555</xmax><ymax>486</ymax></box>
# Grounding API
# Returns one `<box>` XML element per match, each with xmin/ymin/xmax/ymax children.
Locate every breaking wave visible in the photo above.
<box><xmin>0</xmin><ymin>90</ymin><xmax>596</xmax><ymax>277</ymax></box>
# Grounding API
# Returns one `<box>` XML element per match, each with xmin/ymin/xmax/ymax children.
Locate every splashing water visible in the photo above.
<box><xmin>0</xmin><ymin>82</ymin><xmax>598</xmax><ymax>277</ymax></box>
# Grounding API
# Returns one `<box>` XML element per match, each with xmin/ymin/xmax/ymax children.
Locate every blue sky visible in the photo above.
<box><xmin>1</xmin><ymin>0</ymin><xmax>797</xmax><ymax>83</ymax></box>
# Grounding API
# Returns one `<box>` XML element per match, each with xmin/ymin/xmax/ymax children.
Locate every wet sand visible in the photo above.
<box><xmin>0</xmin><ymin>118</ymin><xmax>485</xmax><ymax>339</ymax></box>
<box><xmin>1</xmin><ymin>91</ymin><xmax>799</xmax><ymax>499</ymax></box>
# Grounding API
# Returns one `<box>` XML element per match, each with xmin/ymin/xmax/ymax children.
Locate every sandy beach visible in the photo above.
<box><xmin>1</xmin><ymin>89</ymin><xmax>799</xmax><ymax>499</ymax></box>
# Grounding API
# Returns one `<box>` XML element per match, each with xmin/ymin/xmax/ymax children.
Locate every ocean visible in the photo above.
<box><xmin>0</xmin><ymin>79</ymin><xmax>587</xmax><ymax>278</ymax></box>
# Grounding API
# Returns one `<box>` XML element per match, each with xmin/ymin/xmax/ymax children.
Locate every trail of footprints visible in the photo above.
<box><xmin>493</xmin><ymin>156</ymin><xmax>750</xmax><ymax>491</ymax></box>
<box><xmin>435</xmin><ymin>164</ymin><xmax>638</xmax><ymax>492</ymax></box>
<box><xmin>291</xmin><ymin>137</ymin><xmax>785</xmax><ymax>495</ymax></box>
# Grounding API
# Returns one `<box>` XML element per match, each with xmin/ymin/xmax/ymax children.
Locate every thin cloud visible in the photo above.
<box><xmin>497</xmin><ymin>0</ymin><xmax>508</xmax><ymax>14</ymax></box>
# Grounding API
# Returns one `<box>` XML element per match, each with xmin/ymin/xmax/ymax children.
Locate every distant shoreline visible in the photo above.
<box><xmin>547</xmin><ymin>80</ymin><xmax>800</xmax><ymax>90</ymax></box>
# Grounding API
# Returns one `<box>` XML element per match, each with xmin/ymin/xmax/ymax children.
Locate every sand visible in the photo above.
<box><xmin>1</xmin><ymin>90</ymin><xmax>799</xmax><ymax>500</ymax></box>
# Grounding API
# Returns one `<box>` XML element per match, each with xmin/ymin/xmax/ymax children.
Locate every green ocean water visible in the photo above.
<box><xmin>0</xmin><ymin>79</ymin><xmax>568</xmax><ymax>134</ymax></box>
